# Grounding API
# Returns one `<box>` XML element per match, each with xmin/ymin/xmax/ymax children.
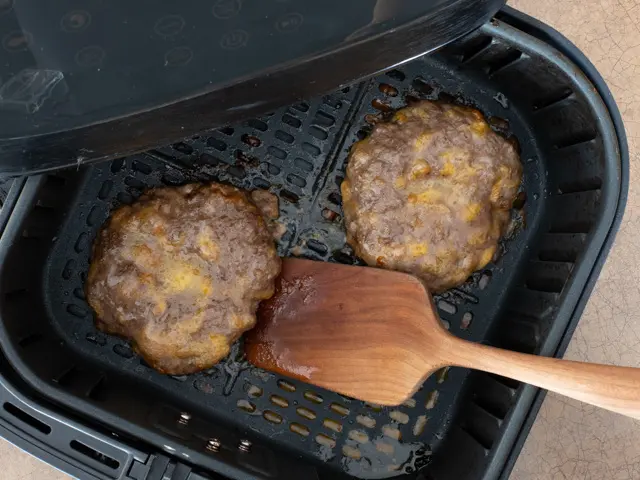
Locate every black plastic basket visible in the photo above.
<box><xmin>0</xmin><ymin>8</ymin><xmax>628</xmax><ymax>480</ymax></box>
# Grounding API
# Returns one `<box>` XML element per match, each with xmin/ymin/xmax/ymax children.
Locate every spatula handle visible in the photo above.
<box><xmin>446</xmin><ymin>335</ymin><xmax>640</xmax><ymax>419</ymax></box>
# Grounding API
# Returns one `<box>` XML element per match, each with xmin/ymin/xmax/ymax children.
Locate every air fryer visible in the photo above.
<box><xmin>0</xmin><ymin>3</ymin><xmax>629</xmax><ymax>480</ymax></box>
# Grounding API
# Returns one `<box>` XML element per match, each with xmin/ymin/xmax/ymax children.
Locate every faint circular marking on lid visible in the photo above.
<box><xmin>164</xmin><ymin>46</ymin><xmax>193</xmax><ymax>67</ymax></box>
<box><xmin>154</xmin><ymin>14</ymin><xmax>185</xmax><ymax>38</ymax></box>
<box><xmin>61</xmin><ymin>10</ymin><xmax>91</xmax><ymax>32</ymax></box>
<box><xmin>212</xmin><ymin>0</ymin><xmax>242</xmax><ymax>19</ymax></box>
<box><xmin>0</xmin><ymin>0</ymin><xmax>14</xmax><ymax>16</ymax></box>
<box><xmin>275</xmin><ymin>12</ymin><xmax>303</xmax><ymax>33</ymax></box>
<box><xmin>2</xmin><ymin>30</ymin><xmax>32</xmax><ymax>52</ymax></box>
<box><xmin>220</xmin><ymin>29</ymin><xmax>249</xmax><ymax>50</ymax></box>
<box><xmin>75</xmin><ymin>45</ymin><xmax>105</xmax><ymax>67</ymax></box>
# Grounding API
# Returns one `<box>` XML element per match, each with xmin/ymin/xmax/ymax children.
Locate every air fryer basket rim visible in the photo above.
<box><xmin>490</xmin><ymin>6</ymin><xmax>630</xmax><ymax>480</ymax></box>
<box><xmin>0</xmin><ymin>10</ymin><xmax>628</xmax><ymax>480</ymax></box>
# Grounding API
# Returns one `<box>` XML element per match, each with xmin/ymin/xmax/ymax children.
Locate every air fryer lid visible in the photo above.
<box><xmin>0</xmin><ymin>0</ymin><xmax>504</xmax><ymax>175</ymax></box>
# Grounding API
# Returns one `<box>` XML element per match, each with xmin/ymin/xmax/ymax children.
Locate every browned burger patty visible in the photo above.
<box><xmin>86</xmin><ymin>183</ymin><xmax>281</xmax><ymax>375</ymax></box>
<box><xmin>341</xmin><ymin>100</ymin><xmax>522</xmax><ymax>293</ymax></box>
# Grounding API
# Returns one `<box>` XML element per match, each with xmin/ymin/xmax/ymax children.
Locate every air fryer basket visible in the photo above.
<box><xmin>0</xmin><ymin>16</ymin><xmax>623</xmax><ymax>480</ymax></box>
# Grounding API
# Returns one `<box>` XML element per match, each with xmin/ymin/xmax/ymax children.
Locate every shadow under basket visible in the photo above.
<box><xmin>0</xmin><ymin>16</ymin><xmax>624</xmax><ymax>480</ymax></box>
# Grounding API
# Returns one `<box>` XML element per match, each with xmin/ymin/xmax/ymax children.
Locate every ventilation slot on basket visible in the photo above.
<box><xmin>237</xmin><ymin>399</ymin><xmax>256</xmax><ymax>413</ymax></box>
<box><xmin>460</xmin><ymin>312</ymin><xmax>473</xmax><ymax>330</ymax></box>
<box><xmin>553</xmin><ymin>131</ymin><xmax>597</xmax><ymax>150</ymax></box>
<box><xmin>307</xmin><ymin>239</ymin><xmax>328</xmax><ymax>255</ymax></box>
<box><xmin>557</xmin><ymin>176</ymin><xmax>602</xmax><ymax>195</ymax></box>
<box><xmin>356</xmin><ymin>415</ymin><xmax>376</xmax><ymax>429</ymax></box>
<box><xmin>275</xmin><ymin>130</ymin><xmax>295</xmax><ymax>144</ymax></box>
<box><xmin>98</xmin><ymin>180</ymin><xmax>113</xmax><ymax>200</ymax></box>
<box><xmin>549</xmin><ymin>191</ymin><xmax>601</xmax><ymax>234</ymax></box>
<box><xmin>324</xmin><ymin>418</ymin><xmax>343</xmax><ymax>433</ymax></box>
<box><xmin>247</xmin><ymin>119</ymin><xmax>268</xmax><ymax>132</ymax></box>
<box><xmin>437</xmin><ymin>300</ymin><xmax>457</xmax><ymax>316</ymax></box>
<box><xmin>172</xmin><ymin>142</ymin><xmax>194</xmax><ymax>155</ymax></box>
<box><xmin>291</xmin><ymin>102</ymin><xmax>310</xmax><ymax>113</ymax></box>
<box><xmin>270</xmin><ymin>394</ymin><xmax>289</xmax><ymax>408</ymax></box>
<box><xmin>279</xmin><ymin>189</ymin><xmax>299</xmax><ymax>204</ymax></box>
<box><xmin>457</xmin><ymin>35</ymin><xmax>493</xmax><ymax>63</ymax></box>
<box><xmin>282</xmin><ymin>114</ymin><xmax>302</xmax><ymax>129</ymax></box>
<box><xmin>412</xmin><ymin>77</ymin><xmax>434</xmax><ymax>96</ymax></box>
<box><xmin>532</xmin><ymin>88</ymin><xmax>574</xmax><ymax>112</ymax></box>
<box><xmin>297</xmin><ymin>407</ymin><xmax>316</xmax><ymax>420</ymax></box>
<box><xmin>371</xmin><ymin>98</ymin><xmax>392</xmax><ymax>112</ymax></box>
<box><xmin>4</xmin><ymin>288</ymin><xmax>29</xmax><ymax>303</ymax></box>
<box><xmin>131</xmin><ymin>160</ymin><xmax>153</xmax><ymax>175</ymax></box>
<box><xmin>294</xmin><ymin>158</ymin><xmax>313</xmax><ymax>173</ymax></box>
<box><xmin>267</xmin><ymin>146</ymin><xmax>287</xmax><ymax>160</ymax></box>
<box><xmin>385</xmin><ymin>69</ymin><xmax>406</xmax><ymax>81</ymax></box>
<box><xmin>425</xmin><ymin>390</ymin><xmax>439</xmax><ymax>410</ymax></box>
<box><xmin>489</xmin><ymin>374</ymin><xmax>520</xmax><ymax>390</ymax></box>
<box><xmin>74</xmin><ymin>232</ymin><xmax>90</xmax><ymax>253</ymax></box>
<box><xmin>313</xmin><ymin>111</ymin><xmax>336</xmax><ymax>127</ymax></box>
<box><xmin>113</xmin><ymin>343</ymin><xmax>135</xmax><ymax>359</ymax></box>
<box><xmin>240</xmin><ymin>134</ymin><xmax>261</xmax><ymax>148</ymax></box>
<box><xmin>496</xmin><ymin>317</ymin><xmax>540</xmax><ymax>354</ymax></box>
<box><xmin>116</xmin><ymin>191</ymin><xmax>135</xmax><ymax>204</ymax></box>
<box><xmin>162</xmin><ymin>170</ymin><xmax>186</xmax><ymax>187</ymax></box>
<box><xmin>24</xmin><ymin>205</ymin><xmax>57</xmax><ymax>238</ymax></box>
<box><xmin>378</xmin><ymin>83</ymin><xmax>399</xmax><ymax>97</ymax></box>
<box><xmin>54</xmin><ymin>366</ymin><xmax>81</xmax><ymax>386</ymax></box>
<box><xmin>303</xmin><ymin>391</ymin><xmax>323</xmax><ymax>404</ymax></box>
<box><xmin>45</xmin><ymin>174</ymin><xmax>67</xmax><ymax>187</ymax></box>
<box><xmin>124</xmin><ymin>176</ymin><xmax>145</xmax><ymax>191</ymax></box>
<box><xmin>470</xmin><ymin>373</ymin><xmax>516</xmax><ymax>419</ymax></box>
<box><xmin>315</xmin><ymin>434</ymin><xmax>336</xmax><ymax>448</ymax></box>
<box><xmin>322</xmin><ymin>95</ymin><xmax>343</xmax><ymax>110</ymax></box>
<box><xmin>4</xmin><ymin>403</ymin><xmax>51</xmax><ymax>434</ymax></box>
<box><xmin>486</xmin><ymin>49</ymin><xmax>523</xmax><ymax>76</ymax></box>
<box><xmin>18</xmin><ymin>332</ymin><xmax>43</xmax><ymax>348</ymax></box>
<box><xmin>538</xmin><ymin>233</ymin><xmax>586</xmax><ymax>263</ymax></box>
<box><xmin>290</xmin><ymin>423</ymin><xmax>310</xmax><ymax>437</ymax></box>
<box><xmin>85</xmin><ymin>331</ymin><xmax>106</xmax><ymax>346</ymax></box>
<box><xmin>308</xmin><ymin>126</ymin><xmax>328</xmax><ymax>141</ymax></box>
<box><xmin>37</xmin><ymin>175</ymin><xmax>68</xmax><ymax>208</ymax></box>
<box><xmin>286</xmin><ymin>174</ymin><xmax>306</xmax><ymax>188</ymax></box>
<box><xmin>86</xmin><ymin>206</ymin><xmax>102</xmax><ymax>227</ymax></box>
<box><xmin>55</xmin><ymin>366</ymin><xmax>106</xmax><ymax>394</ymax></box>
<box><xmin>207</xmin><ymin>138</ymin><xmax>227</xmax><ymax>152</ymax></box>
<box><xmin>218</xmin><ymin>126</ymin><xmax>235</xmax><ymax>136</ymax></box>
<box><xmin>70</xmin><ymin>440</ymin><xmax>119</xmax><ymax>469</ymax></box>
<box><xmin>525</xmin><ymin>261</ymin><xmax>573</xmax><ymax>294</ymax></box>
<box><xmin>508</xmin><ymin>289</ymin><xmax>557</xmax><ymax>321</ymax></box>
<box><xmin>87</xmin><ymin>377</ymin><xmax>109</xmax><ymax>402</ymax></box>
<box><xmin>459</xmin><ymin>403</ymin><xmax>501</xmax><ymax>450</ymax></box>
<box><xmin>263</xmin><ymin>410</ymin><xmax>283</xmax><ymax>424</ymax></box>
<box><xmin>111</xmin><ymin>158</ymin><xmax>125</xmax><ymax>173</ymax></box>
<box><xmin>66</xmin><ymin>304</ymin><xmax>90</xmax><ymax>318</ymax></box>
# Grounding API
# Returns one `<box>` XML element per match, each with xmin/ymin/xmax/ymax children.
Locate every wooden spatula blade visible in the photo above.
<box><xmin>245</xmin><ymin>258</ymin><xmax>448</xmax><ymax>405</ymax></box>
<box><xmin>246</xmin><ymin>259</ymin><xmax>640</xmax><ymax>419</ymax></box>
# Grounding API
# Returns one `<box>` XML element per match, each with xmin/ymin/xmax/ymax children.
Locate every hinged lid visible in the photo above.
<box><xmin>0</xmin><ymin>0</ymin><xmax>504</xmax><ymax>174</ymax></box>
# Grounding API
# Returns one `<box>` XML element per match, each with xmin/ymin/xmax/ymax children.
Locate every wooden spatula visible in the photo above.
<box><xmin>245</xmin><ymin>258</ymin><xmax>640</xmax><ymax>419</ymax></box>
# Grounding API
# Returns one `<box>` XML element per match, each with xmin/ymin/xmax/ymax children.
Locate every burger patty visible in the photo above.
<box><xmin>86</xmin><ymin>183</ymin><xmax>281</xmax><ymax>375</ymax></box>
<box><xmin>341</xmin><ymin>100</ymin><xmax>522</xmax><ymax>293</ymax></box>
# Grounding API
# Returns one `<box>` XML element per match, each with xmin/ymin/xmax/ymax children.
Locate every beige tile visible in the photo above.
<box><xmin>0</xmin><ymin>438</ymin><xmax>70</xmax><ymax>479</ymax></box>
<box><xmin>509</xmin><ymin>0</ymin><xmax>640</xmax><ymax>479</ymax></box>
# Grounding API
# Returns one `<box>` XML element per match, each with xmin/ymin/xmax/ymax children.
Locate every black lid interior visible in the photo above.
<box><xmin>0</xmin><ymin>0</ymin><xmax>505</xmax><ymax>174</ymax></box>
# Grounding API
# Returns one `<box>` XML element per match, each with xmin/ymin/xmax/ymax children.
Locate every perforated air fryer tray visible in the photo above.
<box><xmin>0</xmin><ymin>18</ymin><xmax>623</xmax><ymax>480</ymax></box>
